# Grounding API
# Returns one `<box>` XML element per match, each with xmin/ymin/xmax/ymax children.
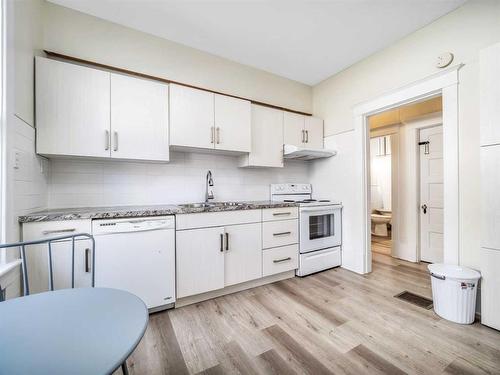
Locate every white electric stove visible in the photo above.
<box><xmin>271</xmin><ymin>183</ymin><xmax>342</xmax><ymax>276</ymax></box>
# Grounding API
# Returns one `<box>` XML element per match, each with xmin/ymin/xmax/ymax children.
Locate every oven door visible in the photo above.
<box><xmin>299</xmin><ymin>206</ymin><xmax>342</xmax><ymax>253</ymax></box>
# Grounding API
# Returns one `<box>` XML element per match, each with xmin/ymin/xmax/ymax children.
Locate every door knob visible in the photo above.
<box><xmin>421</xmin><ymin>204</ymin><xmax>428</xmax><ymax>214</ymax></box>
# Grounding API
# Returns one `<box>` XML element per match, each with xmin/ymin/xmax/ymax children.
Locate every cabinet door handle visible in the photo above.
<box><xmin>216</xmin><ymin>127</ymin><xmax>220</xmax><ymax>144</ymax></box>
<box><xmin>105</xmin><ymin>130</ymin><xmax>110</xmax><ymax>150</ymax></box>
<box><xmin>301</xmin><ymin>129</ymin><xmax>305</xmax><ymax>143</ymax></box>
<box><xmin>85</xmin><ymin>248</ymin><xmax>91</xmax><ymax>273</ymax></box>
<box><xmin>273</xmin><ymin>212</ymin><xmax>291</xmax><ymax>216</ymax></box>
<box><xmin>210</xmin><ymin>127</ymin><xmax>214</xmax><ymax>144</ymax></box>
<box><xmin>273</xmin><ymin>231</ymin><xmax>291</xmax><ymax>237</ymax></box>
<box><xmin>113</xmin><ymin>131</ymin><xmax>118</xmax><ymax>152</ymax></box>
<box><xmin>42</xmin><ymin>228</ymin><xmax>76</xmax><ymax>235</ymax></box>
<box><xmin>225</xmin><ymin>232</ymin><xmax>229</xmax><ymax>251</ymax></box>
<box><xmin>273</xmin><ymin>257</ymin><xmax>291</xmax><ymax>263</ymax></box>
<box><xmin>220</xmin><ymin>233</ymin><xmax>224</xmax><ymax>252</ymax></box>
<box><xmin>306</xmin><ymin>130</ymin><xmax>309</xmax><ymax>143</ymax></box>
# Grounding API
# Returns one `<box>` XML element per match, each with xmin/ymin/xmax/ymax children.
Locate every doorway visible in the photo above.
<box><xmin>367</xmin><ymin>97</ymin><xmax>444</xmax><ymax>265</ymax></box>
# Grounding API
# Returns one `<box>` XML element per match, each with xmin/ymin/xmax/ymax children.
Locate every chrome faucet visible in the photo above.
<box><xmin>205</xmin><ymin>170</ymin><xmax>214</xmax><ymax>202</ymax></box>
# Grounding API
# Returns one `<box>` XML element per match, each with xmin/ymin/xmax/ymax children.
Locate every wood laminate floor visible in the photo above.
<box><xmin>372</xmin><ymin>235</ymin><xmax>392</xmax><ymax>256</ymax></box>
<box><xmin>122</xmin><ymin>253</ymin><xmax>500</xmax><ymax>375</ymax></box>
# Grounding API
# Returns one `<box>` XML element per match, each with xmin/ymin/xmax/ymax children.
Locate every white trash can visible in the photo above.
<box><xmin>428</xmin><ymin>263</ymin><xmax>481</xmax><ymax>324</ymax></box>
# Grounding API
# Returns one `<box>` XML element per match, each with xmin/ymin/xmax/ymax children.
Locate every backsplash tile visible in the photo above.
<box><xmin>48</xmin><ymin>152</ymin><xmax>309</xmax><ymax>208</ymax></box>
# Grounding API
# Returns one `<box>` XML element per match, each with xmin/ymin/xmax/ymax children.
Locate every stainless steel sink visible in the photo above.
<box><xmin>178</xmin><ymin>202</ymin><xmax>246</xmax><ymax>209</ymax></box>
<box><xmin>211</xmin><ymin>202</ymin><xmax>246</xmax><ymax>207</ymax></box>
<box><xmin>177</xmin><ymin>203</ymin><xmax>214</xmax><ymax>209</ymax></box>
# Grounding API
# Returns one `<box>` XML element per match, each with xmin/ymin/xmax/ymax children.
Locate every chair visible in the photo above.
<box><xmin>0</xmin><ymin>233</ymin><xmax>95</xmax><ymax>298</ymax></box>
<box><xmin>0</xmin><ymin>233</ymin><xmax>134</xmax><ymax>375</ymax></box>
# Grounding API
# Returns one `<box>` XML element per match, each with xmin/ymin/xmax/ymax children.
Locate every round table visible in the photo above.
<box><xmin>0</xmin><ymin>288</ymin><xmax>148</xmax><ymax>375</ymax></box>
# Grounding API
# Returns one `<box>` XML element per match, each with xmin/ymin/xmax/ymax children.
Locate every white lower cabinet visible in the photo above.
<box><xmin>22</xmin><ymin>220</ymin><xmax>93</xmax><ymax>294</ymax></box>
<box><xmin>481</xmin><ymin>247</ymin><xmax>500</xmax><ymax>330</ymax></box>
<box><xmin>176</xmin><ymin>226</ymin><xmax>226</xmax><ymax>298</ymax></box>
<box><xmin>263</xmin><ymin>245</ymin><xmax>299</xmax><ymax>277</ymax></box>
<box><xmin>176</xmin><ymin>210</ymin><xmax>268</xmax><ymax>299</ymax></box>
<box><xmin>176</xmin><ymin>222</ymin><xmax>262</xmax><ymax>298</ymax></box>
<box><xmin>224</xmin><ymin>223</ymin><xmax>262</xmax><ymax>287</ymax></box>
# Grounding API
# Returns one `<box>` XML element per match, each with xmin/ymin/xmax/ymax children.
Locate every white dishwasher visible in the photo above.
<box><xmin>92</xmin><ymin>216</ymin><xmax>175</xmax><ymax>311</ymax></box>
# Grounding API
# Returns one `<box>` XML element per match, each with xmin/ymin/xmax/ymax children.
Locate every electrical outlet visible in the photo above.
<box><xmin>13</xmin><ymin>151</ymin><xmax>20</xmax><ymax>170</ymax></box>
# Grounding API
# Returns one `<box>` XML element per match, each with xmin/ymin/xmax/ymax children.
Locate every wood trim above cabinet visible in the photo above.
<box><xmin>44</xmin><ymin>50</ymin><xmax>312</xmax><ymax>117</ymax></box>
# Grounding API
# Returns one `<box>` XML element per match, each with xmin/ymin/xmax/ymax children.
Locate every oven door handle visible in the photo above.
<box><xmin>300</xmin><ymin>205</ymin><xmax>342</xmax><ymax>213</ymax></box>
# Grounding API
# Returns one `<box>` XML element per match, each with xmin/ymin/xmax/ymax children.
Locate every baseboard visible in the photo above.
<box><xmin>175</xmin><ymin>270</ymin><xmax>295</xmax><ymax>308</ymax></box>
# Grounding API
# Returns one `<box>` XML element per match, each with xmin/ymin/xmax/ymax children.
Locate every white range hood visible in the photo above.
<box><xmin>283</xmin><ymin>144</ymin><xmax>337</xmax><ymax>161</ymax></box>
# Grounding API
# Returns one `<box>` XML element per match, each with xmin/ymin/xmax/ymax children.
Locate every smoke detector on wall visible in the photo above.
<box><xmin>436</xmin><ymin>52</ymin><xmax>454</xmax><ymax>68</ymax></box>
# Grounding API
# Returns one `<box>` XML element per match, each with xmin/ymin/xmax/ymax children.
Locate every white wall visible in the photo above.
<box><xmin>48</xmin><ymin>153</ymin><xmax>308</xmax><ymax>208</ymax></box>
<box><xmin>312</xmin><ymin>0</ymin><xmax>500</xmax><ymax>270</ymax></box>
<box><xmin>41</xmin><ymin>1</ymin><xmax>312</xmax><ymax>114</ymax></box>
<box><xmin>3</xmin><ymin>0</ymin><xmax>48</xmax><ymax>253</ymax></box>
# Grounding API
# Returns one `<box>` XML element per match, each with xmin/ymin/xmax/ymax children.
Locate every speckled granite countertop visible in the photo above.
<box><xmin>18</xmin><ymin>201</ymin><xmax>298</xmax><ymax>223</ymax></box>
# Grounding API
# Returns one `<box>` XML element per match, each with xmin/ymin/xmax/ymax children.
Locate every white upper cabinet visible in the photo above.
<box><xmin>110</xmin><ymin>74</ymin><xmax>169</xmax><ymax>161</ymax></box>
<box><xmin>480</xmin><ymin>42</ymin><xmax>500</xmax><ymax>146</ymax></box>
<box><xmin>36</xmin><ymin>57</ymin><xmax>169</xmax><ymax>162</ymax></box>
<box><xmin>304</xmin><ymin>116</ymin><xmax>324</xmax><ymax>149</ymax></box>
<box><xmin>283</xmin><ymin>112</ymin><xmax>305</xmax><ymax>147</ymax></box>
<box><xmin>36</xmin><ymin>57</ymin><xmax>111</xmax><ymax>158</ymax></box>
<box><xmin>240</xmin><ymin>105</ymin><xmax>284</xmax><ymax>168</ymax></box>
<box><xmin>170</xmin><ymin>84</ymin><xmax>251</xmax><ymax>153</ymax></box>
<box><xmin>169</xmin><ymin>84</ymin><xmax>215</xmax><ymax>149</ymax></box>
<box><xmin>214</xmin><ymin>94</ymin><xmax>251</xmax><ymax>152</ymax></box>
<box><xmin>283</xmin><ymin>111</ymin><xmax>324</xmax><ymax>148</ymax></box>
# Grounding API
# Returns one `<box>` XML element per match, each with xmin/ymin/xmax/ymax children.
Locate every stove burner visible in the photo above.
<box><xmin>319</xmin><ymin>200</ymin><xmax>331</xmax><ymax>202</ymax></box>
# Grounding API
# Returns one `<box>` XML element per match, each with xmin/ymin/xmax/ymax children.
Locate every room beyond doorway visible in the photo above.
<box><xmin>368</xmin><ymin>96</ymin><xmax>443</xmax><ymax>264</ymax></box>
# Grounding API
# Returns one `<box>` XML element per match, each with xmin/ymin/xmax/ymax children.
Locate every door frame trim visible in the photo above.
<box><xmin>354</xmin><ymin>64</ymin><xmax>462</xmax><ymax>273</ymax></box>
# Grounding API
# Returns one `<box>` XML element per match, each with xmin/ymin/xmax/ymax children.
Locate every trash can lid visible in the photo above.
<box><xmin>428</xmin><ymin>263</ymin><xmax>481</xmax><ymax>281</ymax></box>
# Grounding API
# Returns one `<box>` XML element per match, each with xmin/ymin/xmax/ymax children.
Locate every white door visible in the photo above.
<box><xmin>224</xmin><ymin>223</ymin><xmax>262</xmax><ymax>286</ymax></box>
<box><xmin>283</xmin><ymin>112</ymin><xmax>305</xmax><ymax>147</ymax></box>
<box><xmin>176</xmin><ymin>226</ymin><xmax>225</xmax><ymax>298</ymax></box>
<box><xmin>214</xmin><ymin>94</ymin><xmax>251</xmax><ymax>152</ymax></box>
<box><xmin>35</xmin><ymin>57</ymin><xmax>111</xmax><ymax>158</ymax></box>
<box><xmin>169</xmin><ymin>84</ymin><xmax>215</xmax><ymax>149</ymax></box>
<box><xmin>243</xmin><ymin>105</ymin><xmax>284</xmax><ymax>167</ymax></box>
<box><xmin>110</xmin><ymin>74</ymin><xmax>169</xmax><ymax>161</ymax></box>
<box><xmin>419</xmin><ymin>125</ymin><xmax>444</xmax><ymax>263</ymax></box>
<box><xmin>304</xmin><ymin>116</ymin><xmax>324</xmax><ymax>149</ymax></box>
<box><xmin>94</xmin><ymin>228</ymin><xmax>175</xmax><ymax>309</ymax></box>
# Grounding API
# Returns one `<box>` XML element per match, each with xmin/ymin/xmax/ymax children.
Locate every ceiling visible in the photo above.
<box><xmin>47</xmin><ymin>0</ymin><xmax>466</xmax><ymax>85</ymax></box>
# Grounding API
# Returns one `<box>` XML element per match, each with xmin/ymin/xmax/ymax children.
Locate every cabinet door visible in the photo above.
<box><xmin>169</xmin><ymin>84</ymin><xmax>214</xmax><ymax>149</ymax></box>
<box><xmin>110</xmin><ymin>74</ymin><xmax>169</xmax><ymax>161</ymax></box>
<box><xmin>304</xmin><ymin>116</ymin><xmax>324</xmax><ymax>149</ymax></box>
<box><xmin>35</xmin><ymin>57</ymin><xmax>111</xmax><ymax>158</ymax></box>
<box><xmin>481</xmin><ymin>145</ymin><xmax>500</xmax><ymax>250</ymax></box>
<box><xmin>283</xmin><ymin>112</ymin><xmax>305</xmax><ymax>147</ymax></box>
<box><xmin>243</xmin><ymin>105</ymin><xmax>283</xmax><ymax>167</ymax></box>
<box><xmin>481</xmin><ymin>247</ymin><xmax>500</xmax><ymax>330</ymax></box>
<box><xmin>23</xmin><ymin>238</ymin><xmax>93</xmax><ymax>294</ymax></box>
<box><xmin>176</xmin><ymin>226</ymin><xmax>225</xmax><ymax>298</ymax></box>
<box><xmin>224</xmin><ymin>223</ymin><xmax>262</xmax><ymax>287</ymax></box>
<box><xmin>480</xmin><ymin>43</ymin><xmax>500</xmax><ymax>146</ymax></box>
<box><xmin>214</xmin><ymin>94</ymin><xmax>251</xmax><ymax>152</ymax></box>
